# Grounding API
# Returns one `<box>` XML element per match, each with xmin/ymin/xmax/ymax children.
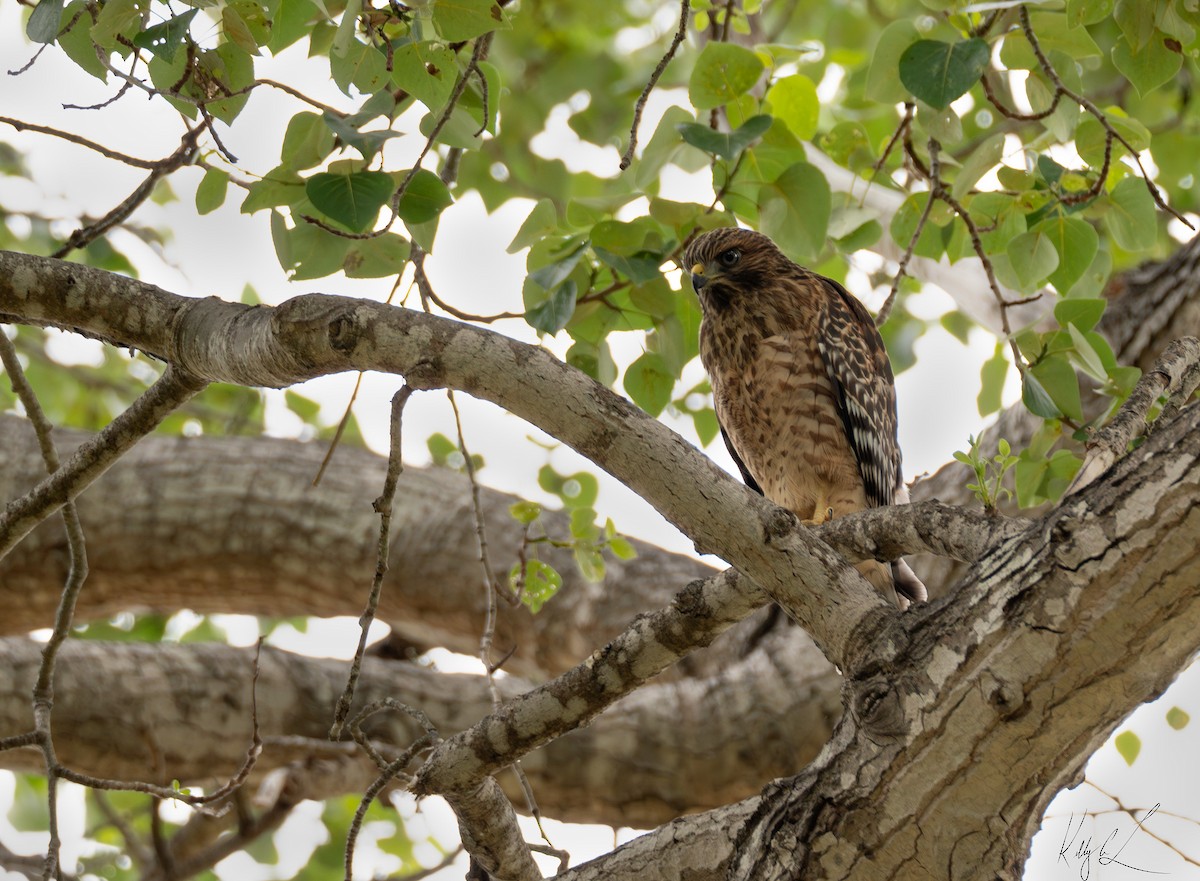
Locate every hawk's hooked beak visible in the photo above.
<box><xmin>690</xmin><ymin>262</ymin><xmax>708</xmax><ymax>291</ymax></box>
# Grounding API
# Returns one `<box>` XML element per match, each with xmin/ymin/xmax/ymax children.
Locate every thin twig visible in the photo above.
<box><xmin>0</xmin><ymin>116</ymin><xmax>160</xmax><ymax>168</ymax></box>
<box><xmin>619</xmin><ymin>0</ymin><xmax>691</xmax><ymax>170</ymax></box>
<box><xmin>877</xmin><ymin>139</ymin><xmax>938</xmax><ymax>326</ymax></box>
<box><xmin>51</xmin><ymin>124</ymin><xmax>206</xmax><ymax>258</ymax></box>
<box><xmin>1018</xmin><ymin>4</ymin><xmax>1192</xmax><ymax>229</ymax></box>
<box><xmin>0</xmin><ymin>331</ymin><xmax>87</xmax><ymax>881</ymax></box>
<box><xmin>330</xmin><ymin>386</ymin><xmax>416</xmax><ymax>739</ymax></box>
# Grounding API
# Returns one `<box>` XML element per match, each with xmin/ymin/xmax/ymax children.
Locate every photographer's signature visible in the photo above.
<box><xmin>1058</xmin><ymin>803</ymin><xmax>1166</xmax><ymax>880</ymax></box>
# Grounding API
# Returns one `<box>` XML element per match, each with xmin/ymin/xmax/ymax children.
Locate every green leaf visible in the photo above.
<box><xmin>285</xmin><ymin>390</ymin><xmax>321</xmax><ymax>422</ymax></box>
<box><xmin>608</xmin><ymin>536</ymin><xmax>637</xmax><ymax>560</ymax></box>
<box><xmin>526</xmin><ymin>280</ymin><xmax>577</xmax><ymax>335</ymax></box>
<box><xmin>1106</xmin><ymin>176</ymin><xmax>1157</xmax><ymax>251</ymax></box>
<box><xmin>978</xmin><ymin>343</ymin><xmax>1008</xmax><ymax>417</ymax></box>
<box><xmin>898</xmin><ymin>38</ymin><xmax>990</xmax><ymax>110</ymax></box>
<box><xmin>1054</xmin><ymin>298</ymin><xmax>1106</xmax><ymax>332</ymax></box>
<box><xmin>1036</xmin><ymin>216</ymin><xmax>1098</xmax><ymax>294</ymax></box>
<box><xmin>268</xmin><ymin>0</ymin><xmax>318</xmax><ymax>53</ymax></box>
<box><xmin>27</xmin><ymin>0</ymin><xmax>65</xmax><ymax>43</ymax></box>
<box><xmin>528</xmin><ymin>243</ymin><xmax>586</xmax><ymax>292</ymax></box>
<box><xmin>1068</xmin><ymin>0</ymin><xmax>1114</xmax><ymax>26</ymax></box>
<box><xmin>275</xmin><ymin>219</ymin><xmax>353</xmax><ymax>280</ymax></box>
<box><xmin>200</xmin><ymin>44</ymin><xmax>255</xmax><ymax>124</ymax></box>
<box><xmin>1115</xmin><ymin>0</ymin><xmax>1156</xmax><ymax>51</ymax></box>
<box><xmin>1022</xmin><ymin>369</ymin><xmax>1061</xmax><ymax>419</ymax></box>
<box><xmin>305</xmin><ymin>171</ymin><xmax>394</xmax><ymax>233</ymax></box>
<box><xmin>676</xmin><ymin>114</ymin><xmax>772</xmax><ymax>160</ymax></box>
<box><xmin>624</xmin><ymin>351</ymin><xmax>675</xmax><ymax>416</ymax></box>
<box><xmin>1006</xmin><ymin>229</ymin><xmax>1060</xmax><ymax>290</ymax></box>
<box><xmin>508</xmin><ymin>199</ymin><xmax>557</xmax><ymax>253</ymax></box>
<box><xmin>758</xmin><ymin>161</ymin><xmax>831</xmax><ymax>262</ymax></box>
<box><xmin>688</xmin><ymin>42</ymin><xmax>765</xmax><ymax>110</ymax></box>
<box><xmin>766</xmin><ymin>74</ymin><xmax>819</xmax><ymax>140</ymax></box>
<box><xmin>1112</xmin><ymin>33</ymin><xmax>1182</xmax><ymax>97</ymax></box>
<box><xmin>195</xmin><ymin>168</ymin><xmax>229</xmax><ymax>215</ymax></box>
<box><xmin>692</xmin><ymin>408</ymin><xmax>719</xmax><ymax>446</ymax></box>
<box><xmin>866</xmin><ymin>20</ymin><xmax>920</xmax><ymax>104</ymax></box>
<box><xmin>90</xmin><ymin>0</ymin><xmax>142</xmax><ymax>50</ymax></box>
<box><xmin>391</xmin><ymin>41</ymin><xmax>457</xmax><ymax>111</ymax></box>
<box><xmin>635</xmin><ymin>106</ymin><xmax>694</xmax><ymax>191</ymax></box>
<box><xmin>1114</xmin><ymin>729</ymin><xmax>1141</xmax><ymax>765</ymax></box>
<box><xmin>1067</xmin><ymin>322</ymin><xmax>1107</xmax><ymax>381</ymax></box>
<box><xmin>511</xmin><ymin>559</ymin><xmax>562</xmax><ymax>613</ymax></box>
<box><xmin>242</xmin><ymin>166</ymin><xmax>305</xmax><ymax>214</ymax></box>
<box><xmin>594</xmin><ymin>248</ymin><xmax>663</xmax><ymax>285</ymax></box>
<box><xmin>330</xmin><ymin>38</ymin><xmax>388</xmax><ymax>96</ymax></box>
<box><xmin>281</xmin><ymin>111</ymin><xmax>336</xmax><ymax>170</ymax></box>
<box><xmin>432</xmin><ymin>0</ymin><xmax>509</xmax><ymax>42</ymax></box>
<box><xmin>574</xmin><ymin>546</ymin><xmax>606</xmax><ymax>583</ymax></box>
<box><xmin>952</xmin><ymin>133</ymin><xmax>1004</xmax><ymax>200</ymax></box>
<box><xmin>59</xmin><ymin>1</ymin><xmax>107</xmax><ymax>80</ymax></box>
<box><xmin>1166</xmin><ymin>706</ymin><xmax>1190</xmax><ymax>730</ymax></box>
<box><xmin>890</xmin><ymin>192</ymin><xmax>947</xmax><ymax>260</ymax></box>
<box><xmin>394</xmin><ymin>169</ymin><xmax>453</xmax><ymax>224</ymax></box>
<box><xmin>222</xmin><ymin>5</ymin><xmax>260</xmax><ymax>55</ymax></box>
<box><xmin>426</xmin><ymin>432</ymin><xmax>457</xmax><ymax>467</ymax></box>
<box><xmin>1075</xmin><ymin>111</ymin><xmax>1151</xmax><ymax>167</ymax></box>
<box><xmin>322</xmin><ymin>112</ymin><xmax>401</xmax><ymax>161</ymax></box>
<box><xmin>509</xmin><ymin>501</ymin><xmax>542</xmax><ymax>525</ymax></box>
<box><xmin>1032</xmin><ymin>354</ymin><xmax>1083</xmax><ymax>422</ymax></box>
<box><xmin>343</xmin><ymin>233</ymin><xmax>411</xmax><ymax>278</ymax></box>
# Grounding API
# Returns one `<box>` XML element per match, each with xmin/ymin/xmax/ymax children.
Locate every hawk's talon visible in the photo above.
<box><xmin>802</xmin><ymin>507</ymin><xmax>834</xmax><ymax>527</ymax></box>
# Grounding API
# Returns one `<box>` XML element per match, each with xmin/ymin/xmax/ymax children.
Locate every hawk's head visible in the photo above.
<box><xmin>682</xmin><ymin>227</ymin><xmax>786</xmax><ymax>311</ymax></box>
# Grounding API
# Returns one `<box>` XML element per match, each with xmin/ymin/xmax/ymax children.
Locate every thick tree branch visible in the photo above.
<box><xmin>0</xmin><ymin>632</ymin><xmax>839</xmax><ymax>828</ymax></box>
<box><xmin>1069</xmin><ymin>336</ymin><xmax>1200</xmax><ymax>493</ymax></box>
<box><xmin>0</xmin><ymin>365</ymin><xmax>207</xmax><ymax>559</ymax></box>
<box><xmin>0</xmin><ymin>250</ymin><xmax>888</xmax><ymax>673</ymax></box>
<box><xmin>0</xmin><ymin>414</ymin><xmax>718</xmax><ymax>680</ymax></box>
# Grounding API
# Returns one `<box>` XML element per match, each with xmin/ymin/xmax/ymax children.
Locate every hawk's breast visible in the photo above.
<box><xmin>706</xmin><ymin>331</ymin><xmax>867</xmax><ymax>521</ymax></box>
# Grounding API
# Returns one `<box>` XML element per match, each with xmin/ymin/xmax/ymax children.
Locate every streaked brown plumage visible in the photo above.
<box><xmin>683</xmin><ymin>227</ymin><xmax>925</xmax><ymax>608</ymax></box>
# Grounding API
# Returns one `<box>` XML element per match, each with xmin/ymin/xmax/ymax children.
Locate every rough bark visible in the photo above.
<box><xmin>0</xmin><ymin>413</ymin><xmax>717</xmax><ymax>680</ymax></box>
<box><xmin>0</xmin><ymin>625</ymin><xmax>839</xmax><ymax>828</ymax></box>
<box><xmin>2</xmin><ymin>244</ymin><xmax>1200</xmax><ymax>879</ymax></box>
<box><xmin>910</xmin><ymin>233</ymin><xmax>1200</xmax><ymax>595</ymax></box>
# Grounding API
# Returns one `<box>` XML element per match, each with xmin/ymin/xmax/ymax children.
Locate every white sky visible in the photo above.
<box><xmin>1</xmin><ymin>8</ymin><xmax>1197</xmax><ymax>880</ymax></box>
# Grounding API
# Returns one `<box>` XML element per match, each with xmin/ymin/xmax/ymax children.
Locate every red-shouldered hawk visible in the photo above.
<box><xmin>683</xmin><ymin>227</ymin><xmax>925</xmax><ymax>608</ymax></box>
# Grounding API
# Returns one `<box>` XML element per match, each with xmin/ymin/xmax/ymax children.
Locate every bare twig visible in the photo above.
<box><xmin>0</xmin><ymin>116</ymin><xmax>160</xmax><ymax>168</ymax></box>
<box><xmin>0</xmin><ymin>331</ymin><xmax>88</xmax><ymax>880</ymax></box>
<box><xmin>619</xmin><ymin>0</ymin><xmax>691</xmax><ymax>170</ymax></box>
<box><xmin>51</xmin><ymin>124</ymin><xmax>206</xmax><ymax>258</ymax></box>
<box><xmin>330</xmin><ymin>385</ymin><xmax>417</xmax><ymax>739</ymax></box>
<box><xmin>877</xmin><ymin>139</ymin><xmax>938</xmax><ymax>326</ymax></box>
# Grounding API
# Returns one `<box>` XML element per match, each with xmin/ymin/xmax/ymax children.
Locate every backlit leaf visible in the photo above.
<box><xmin>689</xmin><ymin>42</ymin><xmax>764</xmax><ymax>110</ymax></box>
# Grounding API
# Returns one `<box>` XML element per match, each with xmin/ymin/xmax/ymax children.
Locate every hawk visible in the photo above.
<box><xmin>683</xmin><ymin>227</ymin><xmax>925</xmax><ymax>608</ymax></box>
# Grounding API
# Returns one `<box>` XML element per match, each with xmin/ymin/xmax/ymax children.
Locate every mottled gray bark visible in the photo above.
<box><xmin>2</xmin><ymin>243</ymin><xmax>1200</xmax><ymax>880</ymax></box>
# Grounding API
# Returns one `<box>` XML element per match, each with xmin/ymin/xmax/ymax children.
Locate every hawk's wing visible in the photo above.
<box><xmin>815</xmin><ymin>275</ymin><xmax>901</xmax><ymax>509</ymax></box>
<box><xmin>719</xmin><ymin>426</ymin><xmax>763</xmax><ymax>495</ymax></box>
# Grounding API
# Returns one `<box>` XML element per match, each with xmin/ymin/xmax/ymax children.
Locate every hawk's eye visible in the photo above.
<box><xmin>718</xmin><ymin>248</ymin><xmax>741</xmax><ymax>268</ymax></box>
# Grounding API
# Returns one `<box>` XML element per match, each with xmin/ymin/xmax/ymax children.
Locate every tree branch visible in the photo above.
<box><xmin>0</xmin><ymin>251</ymin><xmax>889</xmax><ymax>673</ymax></box>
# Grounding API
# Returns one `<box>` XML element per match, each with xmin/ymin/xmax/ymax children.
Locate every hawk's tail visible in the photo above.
<box><xmin>892</xmin><ymin>559</ymin><xmax>927</xmax><ymax>608</ymax></box>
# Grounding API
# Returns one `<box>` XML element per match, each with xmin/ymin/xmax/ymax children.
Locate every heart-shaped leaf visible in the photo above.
<box><xmin>899</xmin><ymin>38</ymin><xmax>990</xmax><ymax>110</ymax></box>
<box><xmin>305</xmin><ymin>171</ymin><xmax>394</xmax><ymax>233</ymax></box>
